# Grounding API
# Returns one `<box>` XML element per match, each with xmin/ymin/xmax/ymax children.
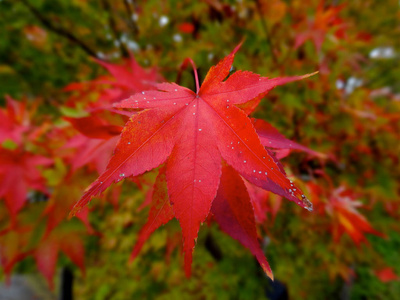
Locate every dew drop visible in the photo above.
<box><xmin>142</xmin><ymin>91</ymin><xmax>145</xmax><ymax>94</ymax></box>
<box><xmin>226</xmin><ymin>105</ymin><xmax>230</xmax><ymax>108</ymax></box>
<box><xmin>289</xmin><ymin>189</ymin><xmax>292</xmax><ymax>193</ymax></box>
<box><xmin>193</xmin><ymin>113</ymin><xmax>196</xmax><ymax>115</ymax></box>
<box><xmin>263</xmin><ymin>156</ymin><xmax>265</xmax><ymax>159</ymax></box>
<box><xmin>265</xmin><ymin>172</ymin><xmax>267</xmax><ymax>175</ymax></box>
<box><xmin>198</xmin><ymin>128</ymin><xmax>202</xmax><ymax>131</ymax></box>
<box><xmin>271</xmin><ymin>167</ymin><xmax>274</xmax><ymax>170</ymax></box>
<box><xmin>293</xmin><ymin>189</ymin><xmax>296</xmax><ymax>191</ymax></box>
<box><xmin>175</xmin><ymin>89</ymin><xmax>178</xmax><ymax>91</ymax></box>
<box><xmin>174</xmin><ymin>102</ymin><xmax>176</xmax><ymax>105</ymax></box>
<box><xmin>153</xmin><ymin>97</ymin><xmax>156</xmax><ymax>100</ymax></box>
<box><xmin>302</xmin><ymin>195</ymin><xmax>313</xmax><ymax>212</ymax></box>
<box><xmin>253</xmin><ymin>170</ymin><xmax>256</xmax><ymax>172</ymax></box>
<box><xmin>198</xmin><ymin>180</ymin><xmax>201</xmax><ymax>183</ymax></box>
<box><xmin>244</xmin><ymin>160</ymin><xmax>247</xmax><ymax>163</ymax></box>
<box><xmin>144</xmin><ymin>97</ymin><xmax>146</xmax><ymax>100</ymax></box>
<box><xmin>193</xmin><ymin>104</ymin><xmax>196</xmax><ymax>107</ymax></box>
<box><xmin>186</xmin><ymin>103</ymin><xmax>188</xmax><ymax>105</ymax></box>
<box><xmin>194</xmin><ymin>179</ymin><xmax>196</xmax><ymax>182</ymax></box>
<box><xmin>127</xmin><ymin>142</ymin><xmax>131</xmax><ymax>145</ymax></box>
<box><xmin>147</xmin><ymin>101</ymin><xmax>149</xmax><ymax>103</ymax></box>
<box><xmin>227</xmin><ymin>99</ymin><xmax>229</xmax><ymax>102</ymax></box>
<box><xmin>232</xmin><ymin>147</ymin><xmax>234</xmax><ymax>149</ymax></box>
<box><xmin>120</xmin><ymin>173</ymin><xmax>125</xmax><ymax>177</ymax></box>
<box><xmin>259</xmin><ymin>171</ymin><xmax>262</xmax><ymax>174</ymax></box>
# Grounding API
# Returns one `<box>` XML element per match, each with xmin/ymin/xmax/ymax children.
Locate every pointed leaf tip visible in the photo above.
<box><xmin>262</xmin><ymin>264</ymin><xmax>274</xmax><ymax>281</ymax></box>
<box><xmin>232</xmin><ymin>40</ymin><xmax>244</xmax><ymax>54</ymax></box>
<box><xmin>303</xmin><ymin>195</ymin><xmax>313</xmax><ymax>212</ymax></box>
<box><xmin>301</xmin><ymin>71</ymin><xmax>319</xmax><ymax>79</ymax></box>
<box><xmin>68</xmin><ymin>206</ymin><xmax>80</xmax><ymax>219</ymax></box>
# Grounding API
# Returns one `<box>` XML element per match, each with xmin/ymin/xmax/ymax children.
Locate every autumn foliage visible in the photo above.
<box><xmin>1</xmin><ymin>0</ymin><xmax>400</xmax><ymax>298</ymax></box>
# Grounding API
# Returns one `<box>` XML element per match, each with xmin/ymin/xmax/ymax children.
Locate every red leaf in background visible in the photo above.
<box><xmin>0</xmin><ymin>96</ymin><xmax>30</xmax><ymax>146</ymax></box>
<box><xmin>178</xmin><ymin>22</ymin><xmax>195</xmax><ymax>34</ymax></box>
<box><xmin>42</xmin><ymin>174</ymin><xmax>95</xmax><ymax>236</ymax></box>
<box><xmin>63</xmin><ymin>114</ymin><xmax>122</xmax><ymax>174</ymax></box>
<box><xmin>89</xmin><ymin>55</ymin><xmax>163</xmax><ymax>109</ymax></box>
<box><xmin>65</xmin><ymin>115</ymin><xmax>123</xmax><ymax>140</ymax></box>
<box><xmin>0</xmin><ymin>148</ymin><xmax>51</xmax><ymax>221</ymax></box>
<box><xmin>35</xmin><ymin>231</ymin><xmax>85</xmax><ymax>289</ymax></box>
<box><xmin>71</xmin><ymin>44</ymin><xmax>317</xmax><ymax>277</ymax></box>
<box><xmin>95</xmin><ymin>55</ymin><xmax>162</xmax><ymax>92</ymax></box>
<box><xmin>294</xmin><ymin>2</ymin><xmax>346</xmax><ymax>53</ymax></box>
<box><xmin>326</xmin><ymin>187</ymin><xmax>383</xmax><ymax>245</ymax></box>
<box><xmin>245</xmin><ymin>181</ymin><xmax>282</xmax><ymax>224</ymax></box>
<box><xmin>253</xmin><ymin>118</ymin><xmax>324</xmax><ymax>158</ymax></box>
<box><xmin>63</xmin><ymin>55</ymin><xmax>163</xmax><ymax>114</ymax></box>
<box><xmin>375</xmin><ymin>267</ymin><xmax>399</xmax><ymax>283</ymax></box>
<box><xmin>212</xmin><ymin>165</ymin><xmax>273</xmax><ymax>279</ymax></box>
<box><xmin>63</xmin><ymin>134</ymin><xmax>119</xmax><ymax>174</ymax></box>
<box><xmin>0</xmin><ymin>225</ymin><xmax>32</xmax><ymax>280</ymax></box>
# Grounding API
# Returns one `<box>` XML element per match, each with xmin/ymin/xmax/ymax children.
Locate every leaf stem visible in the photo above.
<box><xmin>178</xmin><ymin>58</ymin><xmax>200</xmax><ymax>94</ymax></box>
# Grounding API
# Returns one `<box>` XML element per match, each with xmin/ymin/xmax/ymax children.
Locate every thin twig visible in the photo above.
<box><xmin>20</xmin><ymin>0</ymin><xmax>101</xmax><ymax>59</ymax></box>
<box><xmin>123</xmin><ymin>0</ymin><xmax>139</xmax><ymax>35</ymax></box>
<box><xmin>101</xmin><ymin>0</ymin><xmax>129</xmax><ymax>57</ymax></box>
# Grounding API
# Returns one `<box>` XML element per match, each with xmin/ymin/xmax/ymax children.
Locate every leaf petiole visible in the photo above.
<box><xmin>178</xmin><ymin>58</ymin><xmax>200</xmax><ymax>94</ymax></box>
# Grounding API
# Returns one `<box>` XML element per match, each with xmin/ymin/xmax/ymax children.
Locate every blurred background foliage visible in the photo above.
<box><xmin>0</xmin><ymin>0</ymin><xmax>400</xmax><ymax>299</ymax></box>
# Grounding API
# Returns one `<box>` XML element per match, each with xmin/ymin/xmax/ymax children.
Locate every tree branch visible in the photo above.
<box><xmin>123</xmin><ymin>0</ymin><xmax>139</xmax><ymax>35</ymax></box>
<box><xmin>20</xmin><ymin>0</ymin><xmax>101</xmax><ymax>60</ymax></box>
<box><xmin>101</xmin><ymin>0</ymin><xmax>129</xmax><ymax>57</ymax></box>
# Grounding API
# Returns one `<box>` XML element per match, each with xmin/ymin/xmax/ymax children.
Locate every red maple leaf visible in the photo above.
<box><xmin>375</xmin><ymin>267</ymin><xmax>399</xmax><ymax>283</ymax></box>
<box><xmin>0</xmin><ymin>224</ymin><xmax>32</xmax><ymax>280</ymax></box>
<box><xmin>70</xmin><ymin>43</ymin><xmax>316</xmax><ymax>278</ymax></box>
<box><xmin>63</xmin><ymin>55</ymin><xmax>162</xmax><ymax>112</ymax></box>
<box><xmin>0</xmin><ymin>96</ymin><xmax>31</xmax><ymax>146</ymax></box>
<box><xmin>294</xmin><ymin>2</ymin><xmax>346</xmax><ymax>53</ymax></box>
<box><xmin>41</xmin><ymin>172</ymin><xmax>95</xmax><ymax>237</ymax></box>
<box><xmin>326</xmin><ymin>186</ymin><xmax>383</xmax><ymax>245</ymax></box>
<box><xmin>0</xmin><ymin>148</ymin><xmax>51</xmax><ymax>221</ymax></box>
<box><xmin>35</xmin><ymin>229</ymin><xmax>85</xmax><ymax>289</ymax></box>
<box><xmin>63</xmin><ymin>114</ymin><xmax>122</xmax><ymax>174</ymax></box>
